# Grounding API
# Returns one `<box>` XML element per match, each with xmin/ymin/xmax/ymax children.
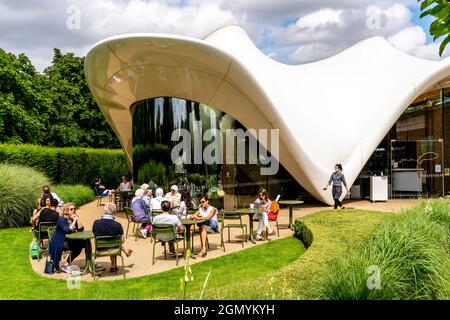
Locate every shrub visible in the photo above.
<box><xmin>52</xmin><ymin>184</ymin><xmax>96</xmax><ymax>207</ymax></box>
<box><xmin>319</xmin><ymin>205</ymin><xmax>450</xmax><ymax>300</ymax></box>
<box><xmin>293</xmin><ymin>218</ymin><xmax>314</xmax><ymax>249</ymax></box>
<box><xmin>0</xmin><ymin>163</ymin><xmax>50</xmax><ymax>228</ymax></box>
<box><xmin>0</xmin><ymin>144</ymin><xmax>130</xmax><ymax>188</ymax></box>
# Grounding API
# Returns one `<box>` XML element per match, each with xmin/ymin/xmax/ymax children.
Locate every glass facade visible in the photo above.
<box><xmin>132</xmin><ymin>97</ymin><xmax>306</xmax><ymax>209</ymax></box>
<box><xmin>355</xmin><ymin>84</ymin><xmax>450</xmax><ymax>200</ymax></box>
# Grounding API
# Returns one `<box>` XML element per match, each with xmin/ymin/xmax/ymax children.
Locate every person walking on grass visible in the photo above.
<box><xmin>323</xmin><ymin>164</ymin><xmax>350</xmax><ymax>209</ymax></box>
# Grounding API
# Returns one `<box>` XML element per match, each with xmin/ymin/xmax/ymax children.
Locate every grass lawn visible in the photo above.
<box><xmin>0</xmin><ymin>228</ymin><xmax>304</xmax><ymax>299</ymax></box>
<box><xmin>205</xmin><ymin>209</ymin><xmax>397</xmax><ymax>299</ymax></box>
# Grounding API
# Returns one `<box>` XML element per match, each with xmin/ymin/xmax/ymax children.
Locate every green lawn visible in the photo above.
<box><xmin>0</xmin><ymin>228</ymin><xmax>304</xmax><ymax>299</ymax></box>
<box><xmin>205</xmin><ymin>209</ymin><xmax>397</xmax><ymax>299</ymax></box>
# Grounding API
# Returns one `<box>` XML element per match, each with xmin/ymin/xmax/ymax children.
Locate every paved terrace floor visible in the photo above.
<box><xmin>30</xmin><ymin>198</ymin><xmax>421</xmax><ymax>281</ymax></box>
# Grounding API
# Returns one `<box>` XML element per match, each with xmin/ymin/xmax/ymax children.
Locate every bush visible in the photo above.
<box><xmin>293</xmin><ymin>218</ymin><xmax>314</xmax><ymax>249</ymax></box>
<box><xmin>319</xmin><ymin>204</ymin><xmax>450</xmax><ymax>300</ymax></box>
<box><xmin>0</xmin><ymin>144</ymin><xmax>130</xmax><ymax>188</ymax></box>
<box><xmin>0</xmin><ymin>164</ymin><xmax>50</xmax><ymax>228</ymax></box>
<box><xmin>52</xmin><ymin>184</ymin><xmax>96</xmax><ymax>207</ymax></box>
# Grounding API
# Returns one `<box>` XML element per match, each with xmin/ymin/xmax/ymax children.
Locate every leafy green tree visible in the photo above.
<box><xmin>419</xmin><ymin>0</ymin><xmax>450</xmax><ymax>56</ymax></box>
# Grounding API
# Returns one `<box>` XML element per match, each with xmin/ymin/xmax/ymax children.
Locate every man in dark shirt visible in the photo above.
<box><xmin>92</xmin><ymin>203</ymin><xmax>132</xmax><ymax>273</ymax></box>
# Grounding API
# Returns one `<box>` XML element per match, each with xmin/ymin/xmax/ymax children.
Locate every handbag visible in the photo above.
<box><xmin>30</xmin><ymin>239</ymin><xmax>41</xmax><ymax>260</ymax></box>
<box><xmin>44</xmin><ymin>256</ymin><xmax>55</xmax><ymax>274</ymax></box>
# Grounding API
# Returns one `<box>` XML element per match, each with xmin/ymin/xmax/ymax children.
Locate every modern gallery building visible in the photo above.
<box><xmin>85</xmin><ymin>26</ymin><xmax>450</xmax><ymax>207</ymax></box>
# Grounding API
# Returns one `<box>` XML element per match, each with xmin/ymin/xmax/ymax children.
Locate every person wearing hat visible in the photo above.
<box><xmin>165</xmin><ymin>185</ymin><xmax>181</xmax><ymax>207</ymax></box>
<box><xmin>151</xmin><ymin>200</ymin><xmax>185</xmax><ymax>257</ymax></box>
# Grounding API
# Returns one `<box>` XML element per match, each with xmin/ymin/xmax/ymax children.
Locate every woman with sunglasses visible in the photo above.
<box><xmin>192</xmin><ymin>196</ymin><xmax>219</xmax><ymax>257</ymax></box>
<box><xmin>48</xmin><ymin>203</ymin><xmax>81</xmax><ymax>273</ymax></box>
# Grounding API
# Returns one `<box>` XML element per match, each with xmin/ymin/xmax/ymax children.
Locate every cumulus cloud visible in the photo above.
<box><xmin>0</xmin><ymin>0</ymin><xmax>447</xmax><ymax>71</ymax></box>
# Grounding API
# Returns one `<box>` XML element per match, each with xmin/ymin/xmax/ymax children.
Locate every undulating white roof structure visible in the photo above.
<box><xmin>85</xmin><ymin>25</ymin><xmax>450</xmax><ymax>205</ymax></box>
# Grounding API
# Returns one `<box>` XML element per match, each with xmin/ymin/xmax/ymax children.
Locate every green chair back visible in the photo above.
<box><xmin>47</xmin><ymin>226</ymin><xmax>56</xmax><ymax>244</ymax></box>
<box><xmin>151</xmin><ymin>224</ymin><xmax>176</xmax><ymax>240</ymax></box>
<box><xmin>151</xmin><ymin>209</ymin><xmax>163</xmax><ymax>217</ymax></box>
<box><xmin>38</xmin><ymin>222</ymin><xmax>57</xmax><ymax>240</ymax></box>
<box><xmin>95</xmin><ymin>235</ymin><xmax>122</xmax><ymax>250</ymax></box>
<box><xmin>223</xmin><ymin>211</ymin><xmax>243</xmax><ymax>222</ymax></box>
<box><xmin>124</xmin><ymin>207</ymin><xmax>135</xmax><ymax>221</ymax></box>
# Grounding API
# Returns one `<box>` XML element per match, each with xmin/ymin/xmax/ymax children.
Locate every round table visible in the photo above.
<box><xmin>180</xmin><ymin>218</ymin><xmax>206</xmax><ymax>258</ymax></box>
<box><xmin>66</xmin><ymin>230</ymin><xmax>94</xmax><ymax>275</ymax></box>
<box><xmin>278</xmin><ymin>200</ymin><xmax>304</xmax><ymax>230</ymax></box>
<box><xmin>237</xmin><ymin>208</ymin><xmax>264</xmax><ymax>244</ymax></box>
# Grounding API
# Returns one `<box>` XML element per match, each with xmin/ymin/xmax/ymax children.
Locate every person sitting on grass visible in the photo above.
<box><xmin>192</xmin><ymin>195</ymin><xmax>219</xmax><ymax>257</ymax></box>
<box><xmin>92</xmin><ymin>203</ymin><xmax>133</xmax><ymax>273</ymax></box>
<box><xmin>152</xmin><ymin>200</ymin><xmax>185</xmax><ymax>258</ymax></box>
<box><xmin>32</xmin><ymin>197</ymin><xmax>60</xmax><ymax>243</ymax></box>
<box><xmin>48</xmin><ymin>203</ymin><xmax>80</xmax><ymax>273</ymax></box>
<box><xmin>131</xmin><ymin>188</ymin><xmax>151</xmax><ymax>239</ymax></box>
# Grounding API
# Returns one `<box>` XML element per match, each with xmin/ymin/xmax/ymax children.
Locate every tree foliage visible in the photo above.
<box><xmin>0</xmin><ymin>48</ymin><xmax>120</xmax><ymax>148</ymax></box>
<box><xmin>419</xmin><ymin>0</ymin><xmax>450</xmax><ymax>56</ymax></box>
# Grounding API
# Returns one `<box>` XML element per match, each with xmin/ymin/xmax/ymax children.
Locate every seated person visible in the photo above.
<box><xmin>118</xmin><ymin>176</ymin><xmax>132</xmax><ymax>191</ymax></box>
<box><xmin>32</xmin><ymin>197</ymin><xmax>60</xmax><ymax>241</ymax></box>
<box><xmin>48</xmin><ymin>204</ymin><xmax>79</xmax><ymax>273</ymax></box>
<box><xmin>150</xmin><ymin>188</ymin><xmax>165</xmax><ymax>212</ymax></box>
<box><xmin>60</xmin><ymin>203</ymin><xmax>85</xmax><ymax>273</ymax></box>
<box><xmin>92</xmin><ymin>203</ymin><xmax>133</xmax><ymax>273</ymax></box>
<box><xmin>177</xmin><ymin>191</ymin><xmax>195</xmax><ymax>218</ymax></box>
<box><xmin>253</xmin><ymin>189</ymin><xmax>275</xmax><ymax>240</ymax></box>
<box><xmin>165</xmin><ymin>185</ymin><xmax>181</xmax><ymax>207</ymax></box>
<box><xmin>95</xmin><ymin>178</ymin><xmax>112</xmax><ymax>197</ymax></box>
<box><xmin>131</xmin><ymin>189</ymin><xmax>151</xmax><ymax>238</ymax></box>
<box><xmin>152</xmin><ymin>200</ymin><xmax>185</xmax><ymax>257</ymax></box>
<box><xmin>192</xmin><ymin>195</ymin><xmax>219</xmax><ymax>257</ymax></box>
<box><xmin>40</xmin><ymin>185</ymin><xmax>62</xmax><ymax>208</ymax></box>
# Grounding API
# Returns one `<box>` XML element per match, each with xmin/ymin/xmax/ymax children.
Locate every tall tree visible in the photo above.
<box><xmin>419</xmin><ymin>0</ymin><xmax>450</xmax><ymax>56</ymax></box>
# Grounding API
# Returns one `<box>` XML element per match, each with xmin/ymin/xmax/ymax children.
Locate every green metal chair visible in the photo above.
<box><xmin>124</xmin><ymin>207</ymin><xmax>138</xmax><ymax>238</ymax></box>
<box><xmin>92</xmin><ymin>235</ymin><xmax>125</xmax><ymax>280</ymax></box>
<box><xmin>151</xmin><ymin>224</ymin><xmax>185</xmax><ymax>266</ymax></box>
<box><xmin>35</xmin><ymin>221</ymin><xmax>57</xmax><ymax>259</ymax></box>
<box><xmin>151</xmin><ymin>209</ymin><xmax>163</xmax><ymax>218</ymax></box>
<box><xmin>220</xmin><ymin>210</ymin><xmax>247</xmax><ymax>250</ymax></box>
<box><xmin>47</xmin><ymin>226</ymin><xmax>72</xmax><ymax>263</ymax></box>
<box><xmin>96</xmin><ymin>189</ymin><xmax>112</xmax><ymax>207</ymax></box>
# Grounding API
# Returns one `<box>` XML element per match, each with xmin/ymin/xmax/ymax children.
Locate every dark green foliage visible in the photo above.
<box><xmin>419</xmin><ymin>0</ymin><xmax>450</xmax><ymax>56</ymax></box>
<box><xmin>0</xmin><ymin>48</ymin><xmax>120</xmax><ymax>148</ymax></box>
<box><xmin>0</xmin><ymin>144</ymin><xmax>130</xmax><ymax>188</ymax></box>
<box><xmin>0</xmin><ymin>164</ymin><xmax>50</xmax><ymax>228</ymax></box>
<box><xmin>293</xmin><ymin>218</ymin><xmax>314</xmax><ymax>248</ymax></box>
<box><xmin>319</xmin><ymin>201</ymin><xmax>450</xmax><ymax>300</ymax></box>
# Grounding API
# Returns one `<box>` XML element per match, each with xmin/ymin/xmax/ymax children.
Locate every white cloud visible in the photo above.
<box><xmin>0</xmin><ymin>0</ymin><xmax>447</xmax><ymax>72</ymax></box>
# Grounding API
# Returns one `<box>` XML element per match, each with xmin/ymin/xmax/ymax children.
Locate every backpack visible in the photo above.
<box><xmin>30</xmin><ymin>239</ymin><xmax>41</xmax><ymax>260</ymax></box>
<box><xmin>268</xmin><ymin>200</ymin><xmax>280</xmax><ymax>220</ymax></box>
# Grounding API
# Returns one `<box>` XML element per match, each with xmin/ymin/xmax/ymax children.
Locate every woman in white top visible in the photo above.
<box><xmin>118</xmin><ymin>176</ymin><xmax>132</xmax><ymax>191</ymax></box>
<box><xmin>150</xmin><ymin>187</ymin><xmax>164</xmax><ymax>212</ymax></box>
<box><xmin>176</xmin><ymin>191</ymin><xmax>196</xmax><ymax>218</ymax></box>
<box><xmin>192</xmin><ymin>195</ymin><xmax>218</xmax><ymax>257</ymax></box>
<box><xmin>253</xmin><ymin>189</ymin><xmax>275</xmax><ymax>240</ymax></box>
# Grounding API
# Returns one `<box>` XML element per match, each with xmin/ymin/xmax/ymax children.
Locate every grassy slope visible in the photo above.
<box><xmin>206</xmin><ymin>209</ymin><xmax>396</xmax><ymax>299</ymax></box>
<box><xmin>0</xmin><ymin>228</ymin><xmax>303</xmax><ymax>300</ymax></box>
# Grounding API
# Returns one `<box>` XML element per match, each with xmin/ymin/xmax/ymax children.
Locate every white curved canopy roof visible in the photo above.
<box><xmin>85</xmin><ymin>25</ymin><xmax>450</xmax><ymax>205</ymax></box>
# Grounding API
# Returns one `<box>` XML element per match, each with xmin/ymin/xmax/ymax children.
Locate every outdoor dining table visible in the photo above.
<box><xmin>278</xmin><ymin>200</ymin><xmax>304</xmax><ymax>230</ymax></box>
<box><xmin>180</xmin><ymin>218</ymin><xmax>206</xmax><ymax>258</ymax></box>
<box><xmin>66</xmin><ymin>230</ymin><xmax>95</xmax><ymax>275</ymax></box>
<box><xmin>236</xmin><ymin>208</ymin><xmax>265</xmax><ymax>244</ymax></box>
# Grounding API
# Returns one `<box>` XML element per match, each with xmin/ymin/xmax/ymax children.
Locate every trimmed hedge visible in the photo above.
<box><xmin>0</xmin><ymin>144</ymin><xmax>130</xmax><ymax>188</ymax></box>
<box><xmin>319</xmin><ymin>201</ymin><xmax>450</xmax><ymax>300</ymax></box>
<box><xmin>0</xmin><ymin>164</ymin><xmax>50</xmax><ymax>228</ymax></box>
<box><xmin>52</xmin><ymin>184</ymin><xmax>96</xmax><ymax>207</ymax></box>
<box><xmin>293</xmin><ymin>218</ymin><xmax>314</xmax><ymax>249</ymax></box>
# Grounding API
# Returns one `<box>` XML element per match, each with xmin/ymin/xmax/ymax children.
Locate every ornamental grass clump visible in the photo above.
<box><xmin>0</xmin><ymin>163</ymin><xmax>50</xmax><ymax>228</ymax></box>
<box><xmin>319</xmin><ymin>205</ymin><xmax>450</xmax><ymax>300</ymax></box>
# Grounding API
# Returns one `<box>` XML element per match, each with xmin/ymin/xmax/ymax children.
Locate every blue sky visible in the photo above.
<box><xmin>0</xmin><ymin>0</ymin><xmax>448</xmax><ymax>71</ymax></box>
